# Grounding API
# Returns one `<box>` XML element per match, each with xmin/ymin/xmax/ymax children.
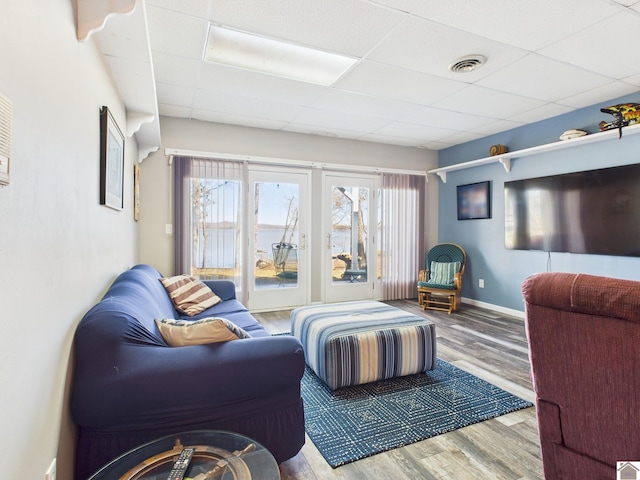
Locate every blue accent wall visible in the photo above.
<box><xmin>437</xmin><ymin>92</ymin><xmax>640</xmax><ymax>312</ymax></box>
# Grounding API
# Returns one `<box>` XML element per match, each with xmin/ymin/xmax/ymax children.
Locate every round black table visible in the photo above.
<box><xmin>88</xmin><ymin>430</ymin><xmax>281</xmax><ymax>480</ymax></box>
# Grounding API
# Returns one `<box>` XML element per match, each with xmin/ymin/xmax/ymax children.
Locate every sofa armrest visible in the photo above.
<box><xmin>203</xmin><ymin>279</ymin><xmax>237</xmax><ymax>301</ymax></box>
<box><xmin>522</xmin><ymin>272</ymin><xmax>640</xmax><ymax>324</ymax></box>
<box><xmin>72</xmin><ymin>335</ymin><xmax>304</xmax><ymax>427</ymax></box>
<box><xmin>522</xmin><ymin>271</ymin><xmax>640</xmax><ymax>471</ymax></box>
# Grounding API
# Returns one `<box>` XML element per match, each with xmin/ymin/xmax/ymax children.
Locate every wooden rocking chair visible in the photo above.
<box><xmin>417</xmin><ymin>243</ymin><xmax>466</xmax><ymax>314</ymax></box>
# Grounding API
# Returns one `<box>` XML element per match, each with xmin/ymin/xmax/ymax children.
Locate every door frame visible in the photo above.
<box><xmin>246</xmin><ymin>166</ymin><xmax>311</xmax><ymax>312</ymax></box>
<box><xmin>321</xmin><ymin>171</ymin><xmax>380</xmax><ymax>304</ymax></box>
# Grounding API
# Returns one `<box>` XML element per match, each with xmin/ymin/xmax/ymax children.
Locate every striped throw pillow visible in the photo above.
<box><xmin>428</xmin><ymin>261</ymin><xmax>461</xmax><ymax>285</ymax></box>
<box><xmin>159</xmin><ymin>275</ymin><xmax>221</xmax><ymax>316</ymax></box>
<box><xmin>155</xmin><ymin>317</ymin><xmax>250</xmax><ymax>347</ymax></box>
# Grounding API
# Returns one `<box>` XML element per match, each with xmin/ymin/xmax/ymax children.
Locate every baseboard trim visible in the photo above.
<box><xmin>461</xmin><ymin>297</ymin><xmax>525</xmax><ymax>320</ymax></box>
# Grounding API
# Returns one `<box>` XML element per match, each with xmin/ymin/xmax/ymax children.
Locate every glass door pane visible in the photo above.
<box><xmin>247</xmin><ymin>168</ymin><xmax>309</xmax><ymax>311</ymax></box>
<box><xmin>324</xmin><ymin>174</ymin><xmax>377</xmax><ymax>303</ymax></box>
<box><xmin>331</xmin><ymin>186</ymin><xmax>368</xmax><ymax>284</ymax></box>
<box><xmin>254</xmin><ymin>181</ymin><xmax>299</xmax><ymax>290</ymax></box>
<box><xmin>189</xmin><ymin>176</ymin><xmax>243</xmax><ymax>285</ymax></box>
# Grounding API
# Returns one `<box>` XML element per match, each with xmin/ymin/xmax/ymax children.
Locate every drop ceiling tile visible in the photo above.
<box><xmin>146</xmin><ymin>5</ymin><xmax>209</xmax><ymax>60</ymax></box>
<box><xmin>158</xmin><ymin>104</ymin><xmax>192</xmax><ymax>118</ymax></box>
<box><xmin>398</xmin><ymin>105</ymin><xmax>498</xmax><ymax>131</ymax></box>
<box><xmin>207</xmin><ymin>0</ymin><xmax>406</xmax><ymax>57</ymax></box>
<box><xmin>509</xmin><ymin>103</ymin><xmax>574</xmax><ymax>124</ymax></box>
<box><xmin>373</xmin><ymin>121</ymin><xmax>459</xmax><ymax>141</ymax></box>
<box><xmin>370</xmin><ymin>0</ymin><xmax>423</xmax><ymax>13</ymax></box>
<box><xmin>293</xmin><ymin>106</ymin><xmax>391</xmax><ymax>133</ymax></box>
<box><xmin>433</xmin><ymin>85</ymin><xmax>546</xmax><ymax>119</ymax></box>
<box><xmin>151</xmin><ymin>52</ymin><xmax>201</xmax><ymax>88</ymax></box>
<box><xmin>193</xmin><ymin>90</ymin><xmax>305</xmax><ymax>122</ymax></box>
<box><xmin>145</xmin><ymin>0</ymin><xmax>210</xmax><ymax>17</ymax></box>
<box><xmin>622</xmin><ymin>73</ymin><xmax>640</xmax><ymax>86</ymax></box>
<box><xmin>477</xmin><ymin>53</ymin><xmax>612</xmax><ymax>102</ymax></box>
<box><xmin>310</xmin><ymin>89</ymin><xmax>419</xmax><ymax>119</ymax></box>
<box><xmin>471</xmin><ymin>119</ymin><xmax>526</xmax><ymax>137</ymax></box>
<box><xmin>558</xmin><ymin>81</ymin><xmax>640</xmax><ymax>109</ymax></box>
<box><xmin>191</xmin><ymin>109</ymin><xmax>289</xmax><ymax>130</ymax></box>
<box><xmin>195</xmin><ymin>62</ymin><xmax>327</xmax><ymax>105</ymax></box>
<box><xmin>406</xmin><ymin>0</ymin><xmax>620</xmax><ymax>51</ymax></box>
<box><xmin>437</xmin><ymin>130</ymin><xmax>485</xmax><ymax>145</ymax></box>
<box><xmin>538</xmin><ymin>11</ymin><xmax>640</xmax><ymax>79</ymax></box>
<box><xmin>358</xmin><ymin>133</ymin><xmax>425</xmax><ymax>147</ymax></box>
<box><xmin>367</xmin><ymin>15</ymin><xmax>529</xmax><ymax>81</ymax></box>
<box><xmin>155</xmin><ymin>83</ymin><xmax>194</xmax><ymax>108</ymax></box>
<box><xmin>421</xmin><ymin>140</ymin><xmax>457</xmax><ymax>150</ymax></box>
<box><xmin>283</xmin><ymin>123</ymin><xmax>363</xmax><ymax>139</ymax></box>
<box><xmin>335</xmin><ymin>60</ymin><xmax>468</xmax><ymax>106</ymax></box>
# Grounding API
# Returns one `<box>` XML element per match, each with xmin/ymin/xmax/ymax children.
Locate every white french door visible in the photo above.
<box><xmin>322</xmin><ymin>173</ymin><xmax>379</xmax><ymax>303</ymax></box>
<box><xmin>246</xmin><ymin>167</ymin><xmax>310</xmax><ymax>311</ymax></box>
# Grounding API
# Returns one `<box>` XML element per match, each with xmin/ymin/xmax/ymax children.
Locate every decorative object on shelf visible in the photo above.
<box><xmin>599</xmin><ymin>102</ymin><xmax>640</xmax><ymax>139</ymax></box>
<box><xmin>489</xmin><ymin>144</ymin><xmax>508</xmax><ymax>156</ymax></box>
<box><xmin>559</xmin><ymin>129</ymin><xmax>588</xmax><ymax>141</ymax></box>
<box><xmin>100</xmin><ymin>106</ymin><xmax>125</xmax><ymax>210</ymax></box>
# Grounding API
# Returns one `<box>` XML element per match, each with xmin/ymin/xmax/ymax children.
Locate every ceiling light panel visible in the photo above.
<box><xmin>204</xmin><ymin>25</ymin><xmax>357</xmax><ymax>86</ymax></box>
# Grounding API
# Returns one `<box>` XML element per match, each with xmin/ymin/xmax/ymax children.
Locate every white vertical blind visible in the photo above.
<box><xmin>380</xmin><ymin>173</ymin><xmax>426</xmax><ymax>300</ymax></box>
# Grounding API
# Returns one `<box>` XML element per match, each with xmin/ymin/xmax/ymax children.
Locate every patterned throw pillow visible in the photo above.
<box><xmin>428</xmin><ymin>261</ymin><xmax>461</xmax><ymax>285</ymax></box>
<box><xmin>159</xmin><ymin>275</ymin><xmax>221</xmax><ymax>316</ymax></box>
<box><xmin>155</xmin><ymin>317</ymin><xmax>250</xmax><ymax>347</ymax></box>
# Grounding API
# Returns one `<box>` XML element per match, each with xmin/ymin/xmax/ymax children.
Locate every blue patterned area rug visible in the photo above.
<box><xmin>301</xmin><ymin>358</ymin><xmax>533</xmax><ymax>468</ymax></box>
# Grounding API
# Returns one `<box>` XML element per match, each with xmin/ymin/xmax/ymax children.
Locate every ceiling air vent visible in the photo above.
<box><xmin>448</xmin><ymin>55</ymin><xmax>486</xmax><ymax>73</ymax></box>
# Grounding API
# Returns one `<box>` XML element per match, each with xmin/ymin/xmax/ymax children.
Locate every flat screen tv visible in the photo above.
<box><xmin>504</xmin><ymin>163</ymin><xmax>640</xmax><ymax>257</ymax></box>
<box><xmin>457</xmin><ymin>181</ymin><xmax>491</xmax><ymax>220</ymax></box>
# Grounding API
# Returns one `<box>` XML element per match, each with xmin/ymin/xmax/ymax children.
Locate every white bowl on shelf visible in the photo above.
<box><xmin>559</xmin><ymin>129</ymin><xmax>588</xmax><ymax>141</ymax></box>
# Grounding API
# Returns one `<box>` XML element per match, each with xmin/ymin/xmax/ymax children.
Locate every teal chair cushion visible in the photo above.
<box><xmin>417</xmin><ymin>281</ymin><xmax>455</xmax><ymax>290</ymax></box>
<box><xmin>417</xmin><ymin>261</ymin><xmax>461</xmax><ymax>290</ymax></box>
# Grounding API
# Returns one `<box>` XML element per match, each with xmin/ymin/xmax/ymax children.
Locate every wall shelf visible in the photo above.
<box><xmin>428</xmin><ymin>122</ymin><xmax>640</xmax><ymax>183</ymax></box>
<box><xmin>76</xmin><ymin>0</ymin><xmax>161</xmax><ymax>162</ymax></box>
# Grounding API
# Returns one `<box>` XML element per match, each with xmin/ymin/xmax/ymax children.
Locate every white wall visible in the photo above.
<box><xmin>0</xmin><ymin>3</ymin><xmax>139</xmax><ymax>478</ymax></box>
<box><xmin>139</xmin><ymin>117</ymin><xmax>439</xmax><ymax>299</ymax></box>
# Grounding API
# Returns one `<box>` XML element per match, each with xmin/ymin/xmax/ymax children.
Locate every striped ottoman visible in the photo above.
<box><xmin>291</xmin><ymin>300</ymin><xmax>436</xmax><ymax>390</ymax></box>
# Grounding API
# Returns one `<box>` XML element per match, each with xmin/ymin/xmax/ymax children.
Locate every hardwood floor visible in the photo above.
<box><xmin>253</xmin><ymin>300</ymin><xmax>543</xmax><ymax>480</ymax></box>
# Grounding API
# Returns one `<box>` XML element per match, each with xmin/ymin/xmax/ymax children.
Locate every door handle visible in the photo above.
<box><xmin>300</xmin><ymin>234</ymin><xmax>306</xmax><ymax>250</ymax></box>
<box><xmin>327</xmin><ymin>233</ymin><xmax>332</xmax><ymax>249</ymax></box>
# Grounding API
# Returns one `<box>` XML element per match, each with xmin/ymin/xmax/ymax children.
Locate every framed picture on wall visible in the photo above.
<box><xmin>100</xmin><ymin>106</ymin><xmax>125</xmax><ymax>210</ymax></box>
<box><xmin>457</xmin><ymin>181</ymin><xmax>491</xmax><ymax>220</ymax></box>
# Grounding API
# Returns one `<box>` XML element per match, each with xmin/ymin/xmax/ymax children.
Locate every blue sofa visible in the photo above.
<box><xmin>71</xmin><ymin>264</ymin><xmax>305</xmax><ymax>479</ymax></box>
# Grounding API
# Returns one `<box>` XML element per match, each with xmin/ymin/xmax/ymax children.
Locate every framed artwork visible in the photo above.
<box><xmin>457</xmin><ymin>181</ymin><xmax>491</xmax><ymax>220</ymax></box>
<box><xmin>100</xmin><ymin>106</ymin><xmax>125</xmax><ymax>210</ymax></box>
<box><xmin>133</xmin><ymin>163</ymin><xmax>140</xmax><ymax>221</ymax></box>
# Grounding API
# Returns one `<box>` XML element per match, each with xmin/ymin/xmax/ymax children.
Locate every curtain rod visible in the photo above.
<box><xmin>164</xmin><ymin>148</ymin><xmax>428</xmax><ymax>178</ymax></box>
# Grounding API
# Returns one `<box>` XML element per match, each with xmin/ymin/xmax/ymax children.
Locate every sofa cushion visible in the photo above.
<box><xmin>155</xmin><ymin>317</ymin><xmax>250</xmax><ymax>346</ymax></box>
<box><xmin>159</xmin><ymin>275</ymin><xmax>221</xmax><ymax>316</ymax></box>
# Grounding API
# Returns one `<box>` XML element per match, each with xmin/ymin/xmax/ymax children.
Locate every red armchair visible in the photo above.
<box><xmin>522</xmin><ymin>272</ymin><xmax>640</xmax><ymax>479</ymax></box>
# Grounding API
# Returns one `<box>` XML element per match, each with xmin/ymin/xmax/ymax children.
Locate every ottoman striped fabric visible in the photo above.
<box><xmin>291</xmin><ymin>300</ymin><xmax>436</xmax><ymax>390</ymax></box>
